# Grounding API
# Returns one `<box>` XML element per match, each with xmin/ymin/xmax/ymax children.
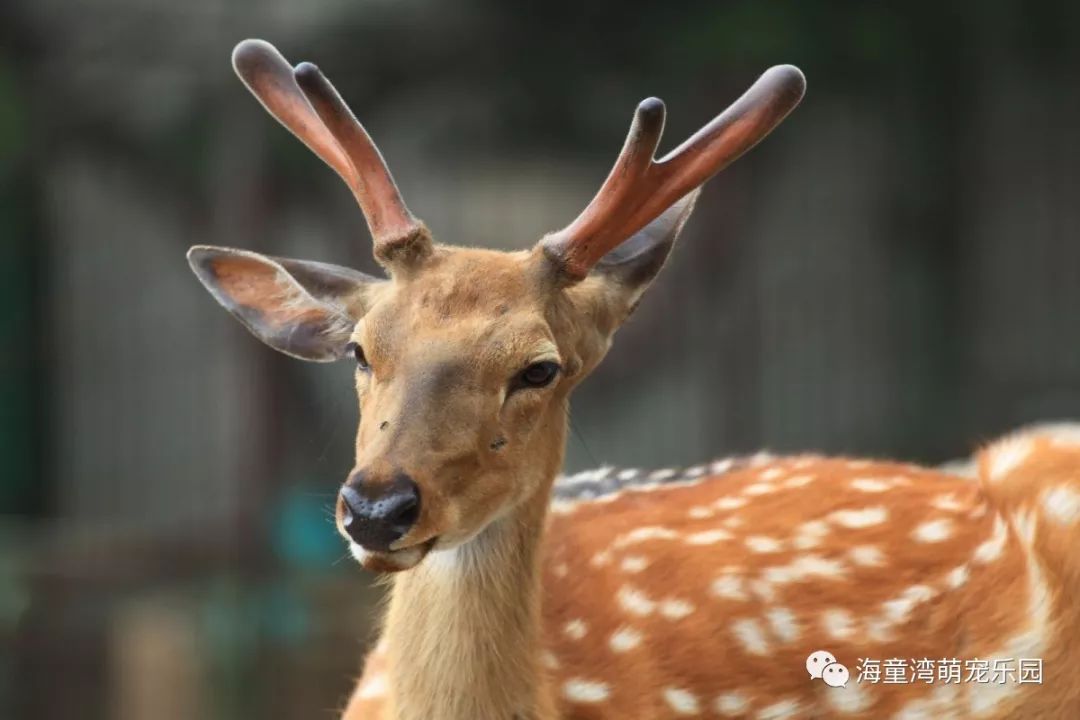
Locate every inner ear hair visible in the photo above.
<box><xmin>187</xmin><ymin>245</ymin><xmax>372</xmax><ymax>362</ymax></box>
<box><xmin>594</xmin><ymin>189</ymin><xmax>700</xmax><ymax>291</ymax></box>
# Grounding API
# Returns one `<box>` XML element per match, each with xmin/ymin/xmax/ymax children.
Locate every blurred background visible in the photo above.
<box><xmin>2</xmin><ymin>1</ymin><xmax>1079</xmax><ymax>718</ymax></box>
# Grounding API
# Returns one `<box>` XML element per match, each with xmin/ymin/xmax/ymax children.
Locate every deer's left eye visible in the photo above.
<box><xmin>345</xmin><ymin>342</ymin><xmax>370</xmax><ymax>371</ymax></box>
<box><xmin>515</xmin><ymin>361</ymin><xmax>560</xmax><ymax>390</ymax></box>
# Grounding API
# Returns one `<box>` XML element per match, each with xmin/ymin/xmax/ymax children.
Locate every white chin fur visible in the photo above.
<box><xmin>349</xmin><ymin>542</ymin><xmax>371</xmax><ymax>564</ymax></box>
<box><xmin>349</xmin><ymin>541</ymin><xmax>424</xmax><ymax>571</ymax></box>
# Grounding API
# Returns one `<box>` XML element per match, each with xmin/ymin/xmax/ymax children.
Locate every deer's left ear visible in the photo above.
<box><xmin>575</xmin><ymin>189</ymin><xmax>699</xmax><ymax>322</ymax></box>
<box><xmin>187</xmin><ymin>246</ymin><xmax>383</xmax><ymax>362</ymax></box>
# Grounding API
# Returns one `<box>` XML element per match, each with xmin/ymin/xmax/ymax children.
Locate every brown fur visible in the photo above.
<box><xmin>192</xmin><ymin>241</ymin><xmax>1080</xmax><ymax>719</ymax></box>
<box><xmin>187</xmin><ymin>44</ymin><xmax>1080</xmax><ymax>717</ymax></box>
<box><xmin>343</xmin><ymin>433</ymin><xmax>1080</xmax><ymax>719</ymax></box>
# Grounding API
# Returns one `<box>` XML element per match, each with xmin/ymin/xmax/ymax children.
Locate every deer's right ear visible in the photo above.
<box><xmin>186</xmin><ymin>246</ymin><xmax>383</xmax><ymax>362</ymax></box>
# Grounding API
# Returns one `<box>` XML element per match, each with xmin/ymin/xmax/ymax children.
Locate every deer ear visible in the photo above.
<box><xmin>187</xmin><ymin>246</ymin><xmax>383</xmax><ymax>362</ymax></box>
<box><xmin>590</xmin><ymin>188</ymin><xmax>700</xmax><ymax>311</ymax></box>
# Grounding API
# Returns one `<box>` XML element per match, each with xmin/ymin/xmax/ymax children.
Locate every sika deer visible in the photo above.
<box><xmin>189</xmin><ymin>39</ymin><xmax>1080</xmax><ymax>719</ymax></box>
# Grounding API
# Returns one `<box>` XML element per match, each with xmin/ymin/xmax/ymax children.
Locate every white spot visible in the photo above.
<box><xmin>614</xmin><ymin>526</ymin><xmax>680</xmax><ymax>548</ymax></box>
<box><xmin>609</xmin><ymin>626</ymin><xmax>642</xmax><ymax>653</ymax></box>
<box><xmin>660</xmin><ymin>598</ymin><xmax>695</xmax><ymax>620</ymax></box>
<box><xmin>746</xmin><ymin>535</ymin><xmax>784</xmax><ymax>553</ymax></box>
<box><xmin>828</xmin><ymin>506</ymin><xmax>888</xmax><ymax>528</ymax></box>
<box><xmin>931</xmin><ymin>493</ymin><xmax>967</xmax><ymax>512</ymax></box>
<box><xmin>563</xmin><ymin>619</ymin><xmax>588</xmax><ymax>640</ymax></box>
<box><xmin>850</xmin><ymin>477</ymin><xmax>892</xmax><ymax>493</ymax></box>
<box><xmin>912</xmin><ymin>518</ymin><xmax>954</xmax><ymax>543</ymax></box>
<box><xmin>616</xmin><ymin>468</ymin><xmax>640</xmax><ymax>481</ymax></box>
<box><xmin>553</xmin><ymin>562</ymin><xmax>569</xmax><ymax>578</ymax></box>
<box><xmin>731</xmin><ymin>618</ymin><xmax>770</xmax><ymax>655</ymax></box>
<box><xmin>617</xmin><ymin>585</ymin><xmax>656</xmax><ymax>616</ymax></box>
<box><xmin>714</xmin><ymin>496</ymin><xmax>748</xmax><ymax>511</ymax></box>
<box><xmin>744</xmin><ymin>482</ymin><xmax>777</xmax><ymax>496</ymax></box>
<box><xmin>711</xmin><ymin>573</ymin><xmax>748</xmax><ymax>601</ymax></box>
<box><xmin>765</xmin><ymin>606</ymin><xmax>800</xmax><ymax>643</ymax></box>
<box><xmin>711</xmin><ymin>458</ymin><xmax>736</xmax><ymax>474</ymax></box>
<box><xmin>756</xmin><ymin>698</ymin><xmax>802</xmax><ymax>719</ymax></box>
<box><xmin>1013</xmin><ymin>508</ymin><xmax>1039</xmax><ymax>549</ymax></box>
<box><xmin>988</xmin><ymin>437</ymin><xmax>1033</xmax><ymax>481</ymax></box>
<box><xmin>792</xmin><ymin>520</ymin><xmax>830</xmax><ymax>549</ymax></box>
<box><xmin>688</xmin><ymin>505</ymin><xmax>714</xmax><ymax>519</ymax></box>
<box><xmin>793</xmin><ymin>554</ymin><xmax>849</xmax><ymax>580</ymax></box>
<box><xmin>973</xmin><ymin>516</ymin><xmax>1008</xmax><ymax>564</ymax></box>
<box><xmin>592</xmin><ymin>491</ymin><xmax>623</xmax><ymax>505</ymax></box>
<box><xmin>821</xmin><ymin>608</ymin><xmax>856</xmax><ymax>640</ymax></box>
<box><xmin>865</xmin><ymin>617</ymin><xmax>896</xmax><ymax>644</ymax></box>
<box><xmin>764</xmin><ymin>554</ymin><xmax>848</xmax><ymax>584</ymax></box>
<box><xmin>826</xmin><ymin>680</ymin><xmax>872</xmax><ymax>714</ymax></box>
<box><xmin>620</xmin><ymin>555</ymin><xmax>649</xmax><ymax>573</ymax></box>
<box><xmin>880</xmin><ymin>584</ymin><xmax>935</xmax><ymax>624</ymax></box>
<box><xmin>760</xmin><ymin>467</ymin><xmax>785</xmax><ymax>481</ymax></box>
<box><xmin>541</xmin><ymin>651</ymin><xmax>560</xmax><ymax>669</ymax></box>
<box><xmin>784</xmin><ymin>474</ymin><xmax>815</xmax><ymax>488</ymax></box>
<box><xmin>557</xmin><ymin>466</ymin><xmax>614</xmax><ymax>488</ymax></box>
<box><xmin>549</xmin><ymin>500</ymin><xmax>578</xmax><ymax>516</ymax></box>
<box><xmin>357</xmin><ymin>673</ymin><xmax>386</xmax><ymax>699</ymax></box>
<box><xmin>687</xmin><ymin>529</ymin><xmax>732</xmax><ymax>545</ymax></box>
<box><xmin>591</xmin><ymin>550</ymin><xmax>613</xmax><ymax>567</ymax></box>
<box><xmin>685</xmin><ymin>465</ymin><xmax>708</xmax><ymax>478</ymax></box>
<box><xmin>798</xmin><ymin>520</ymin><xmax>830</xmax><ymax>536</ymax></box>
<box><xmin>946</xmin><ymin>564</ymin><xmax>969</xmax><ymax>589</ymax></box>
<box><xmin>663</xmin><ymin>687</ymin><xmax>700</xmax><ymax>715</ymax></box>
<box><xmin>716</xmin><ymin>691</ymin><xmax>750</xmax><ymax>716</ymax></box>
<box><xmin>649</xmin><ymin>468</ymin><xmax>677</xmax><ymax>481</ymax></box>
<box><xmin>1043</xmin><ymin>486</ymin><xmax>1080</xmax><ymax>524</ymax></box>
<box><xmin>792</xmin><ymin>535</ymin><xmax>822</xmax><ymax>550</ymax></box>
<box><xmin>749</xmin><ymin>578</ymin><xmax>777</xmax><ymax>603</ymax></box>
<box><xmin>563</xmin><ymin>679</ymin><xmax>610</xmax><ymax>704</ymax></box>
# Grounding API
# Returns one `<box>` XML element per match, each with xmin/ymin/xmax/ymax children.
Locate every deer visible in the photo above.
<box><xmin>188</xmin><ymin>39</ymin><xmax>1080</xmax><ymax>719</ymax></box>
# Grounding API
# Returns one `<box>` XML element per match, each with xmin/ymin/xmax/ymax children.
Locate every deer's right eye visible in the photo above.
<box><xmin>346</xmin><ymin>342</ymin><xmax>370</xmax><ymax>371</ymax></box>
<box><xmin>514</xmin><ymin>361</ymin><xmax>560</xmax><ymax>390</ymax></box>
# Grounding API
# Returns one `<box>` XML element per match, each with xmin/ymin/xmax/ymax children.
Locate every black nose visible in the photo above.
<box><xmin>339</xmin><ymin>472</ymin><xmax>421</xmax><ymax>552</ymax></box>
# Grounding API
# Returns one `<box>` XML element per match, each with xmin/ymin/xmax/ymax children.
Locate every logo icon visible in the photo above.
<box><xmin>807</xmin><ymin>649</ymin><xmax>849</xmax><ymax>688</ymax></box>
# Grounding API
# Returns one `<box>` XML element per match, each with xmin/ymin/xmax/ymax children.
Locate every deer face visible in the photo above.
<box><xmin>345</xmin><ymin>248</ymin><xmax>592</xmax><ymax>570</ymax></box>
<box><xmin>188</xmin><ymin>40</ymin><xmax>804</xmax><ymax>572</ymax></box>
<box><xmin>189</xmin><ymin>211</ymin><xmax>693</xmax><ymax>571</ymax></box>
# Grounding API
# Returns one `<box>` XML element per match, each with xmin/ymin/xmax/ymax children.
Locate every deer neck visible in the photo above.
<box><xmin>380</xmin><ymin>415</ymin><xmax>565</xmax><ymax>720</ymax></box>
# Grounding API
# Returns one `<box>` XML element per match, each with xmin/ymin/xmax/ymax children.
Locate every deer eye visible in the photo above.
<box><xmin>346</xmin><ymin>342</ymin><xmax>370</xmax><ymax>371</ymax></box>
<box><xmin>515</xmin><ymin>361</ymin><xmax>560</xmax><ymax>390</ymax></box>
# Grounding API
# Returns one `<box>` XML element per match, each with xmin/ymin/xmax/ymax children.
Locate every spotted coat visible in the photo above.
<box><xmin>345</xmin><ymin>428</ymin><xmax>1080</xmax><ymax>719</ymax></box>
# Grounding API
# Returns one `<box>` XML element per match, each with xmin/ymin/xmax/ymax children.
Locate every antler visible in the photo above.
<box><xmin>541</xmin><ymin>65</ymin><xmax>806</xmax><ymax>281</ymax></box>
<box><xmin>231</xmin><ymin>39</ymin><xmax>429</xmax><ymax>264</ymax></box>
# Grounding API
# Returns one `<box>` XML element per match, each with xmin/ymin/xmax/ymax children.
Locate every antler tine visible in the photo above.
<box><xmin>232</xmin><ymin>40</ymin><xmax>362</xmax><ymax>202</ymax></box>
<box><xmin>540</xmin><ymin>98</ymin><xmax>666</xmax><ymax>279</ymax></box>
<box><xmin>620</xmin><ymin>65</ymin><xmax>806</xmax><ymax>247</ymax></box>
<box><xmin>542</xmin><ymin>65</ymin><xmax>806</xmax><ymax>282</ymax></box>
<box><xmin>232</xmin><ymin>39</ymin><xmax>428</xmax><ymax>265</ymax></box>
<box><xmin>294</xmin><ymin>63</ymin><xmax>428</xmax><ymax>260</ymax></box>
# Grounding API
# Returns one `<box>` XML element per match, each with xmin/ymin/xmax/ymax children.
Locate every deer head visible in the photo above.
<box><xmin>189</xmin><ymin>39</ymin><xmax>805</xmax><ymax>573</ymax></box>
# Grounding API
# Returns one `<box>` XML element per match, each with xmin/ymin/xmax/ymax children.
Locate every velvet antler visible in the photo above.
<box><xmin>541</xmin><ymin>65</ymin><xmax>806</xmax><ymax>281</ymax></box>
